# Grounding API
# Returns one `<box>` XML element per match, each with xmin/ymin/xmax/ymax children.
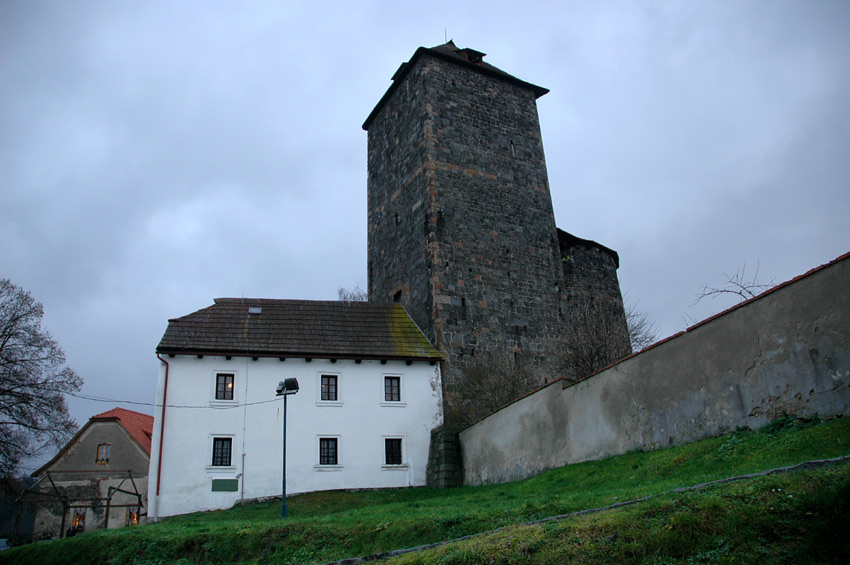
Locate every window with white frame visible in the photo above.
<box><xmin>319</xmin><ymin>437</ymin><xmax>338</xmax><ymax>465</ymax></box>
<box><xmin>215</xmin><ymin>373</ymin><xmax>235</xmax><ymax>400</ymax></box>
<box><xmin>321</xmin><ymin>374</ymin><xmax>338</xmax><ymax>401</ymax></box>
<box><xmin>385</xmin><ymin>438</ymin><xmax>402</xmax><ymax>465</ymax></box>
<box><xmin>211</xmin><ymin>437</ymin><xmax>232</xmax><ymax>467</ymax></box>
<box><xmin>384</xmin><ymin>375</ymin><xmax>401</xmax><ymax>402</ymax></box>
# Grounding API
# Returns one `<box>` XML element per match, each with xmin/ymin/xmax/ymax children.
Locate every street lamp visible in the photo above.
<box><xmin>275</xmin><ymin>378</ymin><xmax>299</xmax><ymax>518</ymax></box>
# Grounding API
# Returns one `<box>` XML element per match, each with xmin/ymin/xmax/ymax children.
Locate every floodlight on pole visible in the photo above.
<box><xmin>276</xmin><ymin>378</ymin><xmax>299</xmax><ymax>518</ymax></box>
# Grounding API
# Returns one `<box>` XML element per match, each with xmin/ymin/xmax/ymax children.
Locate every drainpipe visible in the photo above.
<box><xmin>154</xmin><ymin>354</ymin><xmax>170</xmax><ymax>518</ymax></box>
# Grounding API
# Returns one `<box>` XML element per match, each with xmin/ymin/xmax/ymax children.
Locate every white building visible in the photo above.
<box><xmin>148</xmin><ymin>299</ymin><xmax>443</xmax><ymax>519</ymax></box>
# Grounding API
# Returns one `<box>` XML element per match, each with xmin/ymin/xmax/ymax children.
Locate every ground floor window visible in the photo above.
<box><xmin>72</xmin><ymin>507</ymin><xmax>86</xmax><ymax>531</ymax></box>
<box><xmin>319</xmin><ymin>437</ymin><xmax>338</xmax><ymax>465</ymax></box>
<box><xmin>212</xmin><ymin>437</ymin><xmax>232</xmax><ymax>467</ymax></box>
<box><xmin>385</xmin><ymin>438</ymin><xmax>402</xmax><ymax>465</ymax></box>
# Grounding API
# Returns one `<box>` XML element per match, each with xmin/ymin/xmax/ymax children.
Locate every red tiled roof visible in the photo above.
<box><xmin>92</xmin><ymin>407</ymin><xmax>154</xmax><ymax>455</ymax></box>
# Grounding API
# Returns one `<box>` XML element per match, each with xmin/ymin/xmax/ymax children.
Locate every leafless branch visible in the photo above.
<box><xmin>692</xmin><ymin>261</ymin><xmax>776</xmax><ymax>306</ymax></box>
<box><xmin>337</xmin><ymin>284</ymin><xmax>368</xmax><ymax>302</ymax></box>
<box><xmin>0</xmin><ymin>279</ymin><xmax>82</xmax><ymax>478</ymax></box>
<box><xmin>624</xmin><ymin>295</ymin><xmax>659</xmax><ymax>352</ymax></box>
<box><xmin>445</xmin><ymin>350</ymin><xmax>539</xmax><ymax>430</ymax></box>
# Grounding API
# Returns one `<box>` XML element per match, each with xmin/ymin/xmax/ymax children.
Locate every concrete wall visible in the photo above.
<box><xmin>461</xmin><ymin>253</ymin><xmax>850</xmax><ymax>485</ymax></box>
<box><xmin>148</xmin><ymin>356</ymin><xmax>443</xmax><ymax>519</ymax></box>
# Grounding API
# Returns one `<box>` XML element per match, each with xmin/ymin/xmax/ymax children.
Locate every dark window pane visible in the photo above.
<box><xmin>319</xmin><ymin>438</ymin><xmax>338</xmax><ymax>465</ymax></box>
<box><xmin>385</xmin><ymin>438</ymin><xmax>402</xmax><ymax>465</ymax></box>
<box><xmin>384</xmin><ymin>376</ymin><xmax>400</xmax><ymax>401</ymax></box>
<box><xmin>321</xmin><ymin>375</ymin><xmax>337</xmax><ymax>401</ymax></box>
<box><xmin>212</xmin><ymin>437</ymin><xmax>232</xmax><ymax>466</ymax></box>
<box><xmin>216</xmin><ymin>374</ymin><xmax>234</xmax><ymax>400</ymax></box>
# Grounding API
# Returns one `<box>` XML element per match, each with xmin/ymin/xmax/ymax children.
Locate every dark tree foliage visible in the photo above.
<box><xmin>0</xmin><ymin>279</ymin><xmax>82</xmax><ymax>477</ymax></box>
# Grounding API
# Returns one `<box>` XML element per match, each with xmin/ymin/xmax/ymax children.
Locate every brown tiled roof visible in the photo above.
<box><xmin>157</xmin><ymin>299</ymin><xmax>442</xmax><ymax>361</ymax></box>
<box><xmin>92</xmin><ymin>408</ymin><xmax>154</xmax><ymax>455</ymax></box>
<box><xmin>363</xmin><ymin>41</ymin><xmax>549</xmax><ymax>130</ymax></box>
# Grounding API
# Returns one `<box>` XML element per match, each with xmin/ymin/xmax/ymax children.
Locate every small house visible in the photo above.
<box><xmin>29</xmin><ymin>408</ymin><xmax>152</xmax><ymax>539</ymax></box>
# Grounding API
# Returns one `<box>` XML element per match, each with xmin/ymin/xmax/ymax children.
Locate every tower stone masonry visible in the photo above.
<box><xmin>364</xmin><ymin>42</ymin><xmax>629</xmax><ymax>421</ymax></box>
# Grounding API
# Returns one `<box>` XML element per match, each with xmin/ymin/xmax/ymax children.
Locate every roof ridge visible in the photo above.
<box><xmin>92</xmin><ymin>407</ymin><xmax>154</xmax><ymax>420</ymax></box>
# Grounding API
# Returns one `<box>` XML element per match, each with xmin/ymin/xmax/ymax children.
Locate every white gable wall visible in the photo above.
<box><xmin>148</xmin><ymin>355</ymin><xmax>442</xmax><ymax>519</ymax></box>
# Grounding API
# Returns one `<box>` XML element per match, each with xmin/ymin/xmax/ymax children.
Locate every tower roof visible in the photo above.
<box><xmin>363</xmin><ymin>41</ymin><xmax>549</xmax><ymax>131</ymax></box>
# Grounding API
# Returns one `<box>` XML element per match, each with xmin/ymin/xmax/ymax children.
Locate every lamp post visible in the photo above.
<box><xmin>275</xmin><ymin>378</ymin><xmax>299</xmax><ymax>518</ymax></box>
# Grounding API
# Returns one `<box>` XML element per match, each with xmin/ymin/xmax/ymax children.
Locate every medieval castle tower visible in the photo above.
<box><xmin>364</xmin><ymin>42</ymin><xmax>629</xmax><ymax>415</ymax></box>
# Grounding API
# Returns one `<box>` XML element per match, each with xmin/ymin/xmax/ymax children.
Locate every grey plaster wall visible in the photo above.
<box><xmin>461</xmin><ymin>253</ymin><xmax>850</xmax><ymax>485</ymax></box>
<box><xmin>47</xmin><ymin>421</ymin><xmax>149</xmax><ymax>478</ymax></box>
<box><xmin>31</xmin><ymin>421</ymin><xmax>149</xmax><ymax>539</ymax></box>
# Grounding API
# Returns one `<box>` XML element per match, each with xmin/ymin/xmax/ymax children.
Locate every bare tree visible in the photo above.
<box><xmin>559</xmin><ymin>295</ymin><xmax>633</xmax><ymax>383</ymax></box>
<box><xmin>693</xmin><ymin>261</ymin><xmax>775</xmax><ymax>305</ymax></box>
<box><xmin>445</xmin><ymin>350</ymin><xmax>539</xmax><ymax>429</ymax></box>
<box><xmin>624</xmin><ymin>296</ymin><xmax>659</xmax><ymax>352</ymax></box>
<box><xmin>337</xmin><ymin>284</ymin><xmax>368</xmax><ymax>302</ymax></box>
<box><xmin>0</xmin><ymin>279</ymin><xmax>82</xmax><ymax>477</ymax></box>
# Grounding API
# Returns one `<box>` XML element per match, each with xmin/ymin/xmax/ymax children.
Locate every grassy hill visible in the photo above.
<box><xmin>3</xmin><ymin>414</ymin><xmax>848</xmax><ymax>564</ymax></box>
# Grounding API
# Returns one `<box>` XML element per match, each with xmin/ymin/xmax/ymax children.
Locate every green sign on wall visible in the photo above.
<box><xmin>211</xmin><ymin>479</ymin><xmax>239</xmax><ymax>492</ymax></box>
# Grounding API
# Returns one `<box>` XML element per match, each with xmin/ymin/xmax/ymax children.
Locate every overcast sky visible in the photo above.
<box><xmin>2</xmin><ymin>1</ymin><xmax>848</xmax><ymax>471</ymax></box>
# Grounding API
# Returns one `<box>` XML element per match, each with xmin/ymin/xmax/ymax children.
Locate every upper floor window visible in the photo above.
<box><xmin>215</xmin><ymin>373</ymin><xmax>235</xmax><ymax>400</ymax></box>
<box><xmin>384</xmin><ymin>376</ymin><xmax>401</xmax><ymax>402</ymax></box>
<box><xmin>96</xmin><ymin>443</ymin><xmax>110</xmax><ymax>465</ymax></box>
<box><xmin>211</xmin><ymin>437</ymin><xmax>232</xmax><ymax>467</ymax></box>
<box><xmin>321</xmin><ymin>375</ymin><xmax>338</xmax><ymax>401</ymax></box>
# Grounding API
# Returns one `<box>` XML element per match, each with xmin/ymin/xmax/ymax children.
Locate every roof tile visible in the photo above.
<box><xmin>92</xmin><ymin>407</ymin><xmax>154</xmax><ymax>455</ymax></box>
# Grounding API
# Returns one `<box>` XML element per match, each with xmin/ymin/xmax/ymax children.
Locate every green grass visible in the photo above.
<box><xmin>3</xmin><ymin>414</ymin><xmax>848</xmax><ymax>564</ymax></box>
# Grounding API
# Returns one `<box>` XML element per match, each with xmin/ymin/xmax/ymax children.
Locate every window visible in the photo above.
<box><xmin>96</xmin><ymin>443</ymin><xmax>110</xmax><ymax>464</ymax></box>
<box><xmin>127</xmin><ymin>506</ymin><xmax>139</xmax><ymax>526</ymax></box>
<box><xmin>385</xmin><ymin>438</ymin><xmax>402</xmax><ymax>465</ymax></box>
<box><xmin>215</xmin><ymin>373</ymin><xmax>235</xmax><ymax>400</ymax></box>
<box><xmin>211</xmin><ymin>437</ymin><xmax>232</xmax><ymax>467</ymax></box>
<box><xmin>319</xmin><ymin>437</ymin><xmax>338</xmax><ymax>465</ymax></box>
<box><xmin>321</xmin><ymin>375</ymin><xmax>337</xmax><ymax>401</ymax></box>
<box><xmin>384</xmin><ymin>376</ymin><xmax>401</xmax><ymax>402</ymax></box>
<box><xmin>72</xmin><ymin>508</ymin><xmax>86</xmax><ymax>531</ymax></box>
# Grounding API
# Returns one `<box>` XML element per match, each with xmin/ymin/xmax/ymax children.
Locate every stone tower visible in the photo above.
<box><xmin>364</xmin><ymin>42</ymin><xmax>629</xmax><ymax>413</ymax></box>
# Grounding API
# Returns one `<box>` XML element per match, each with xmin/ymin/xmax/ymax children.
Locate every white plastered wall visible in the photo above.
<box><xmin>148</xmin><ymin>356</ymin><xmax>443</xmax><ymax>518</ymax></box>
